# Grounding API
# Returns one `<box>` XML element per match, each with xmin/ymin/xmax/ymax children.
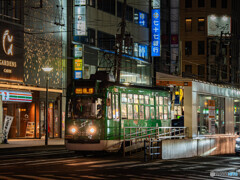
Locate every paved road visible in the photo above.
<box><xmin>0</xmin><ymin>148</ymin><xmax>240</xmax><ymax>179</ymax></box>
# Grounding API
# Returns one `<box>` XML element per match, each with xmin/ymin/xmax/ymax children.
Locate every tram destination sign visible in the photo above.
<box><xmin>0</xmin><ymin>21</ymin><xmax>24</xmax><ymax>82</ymax></box>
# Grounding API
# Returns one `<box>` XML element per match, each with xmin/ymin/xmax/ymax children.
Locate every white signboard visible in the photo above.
<box><xmin>2</xmin><ymin>115</ymin><xmax>14</xmax><ymax>143</ymax></box>
<box><xmin>152</xmin><ymin>0</ymin><xmax>160</xmax><ymax>9</ymax></box>
<box><xmin>208</xmin><ymin>15</ymin><xmax>231</xmax><ymax>36</ymax></box>
<box><xmin>74</xmin><ymin>6</ymin><xmax>87</xmax><ymax>36</ymax></box>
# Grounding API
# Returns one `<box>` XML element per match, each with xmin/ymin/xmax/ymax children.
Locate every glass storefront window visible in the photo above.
<box><xmin>234</xmin><ymin>99</ymin><xmax>240</xmax><ymax>133</ymax></box>
<box><xmin>197</xmin><ymin>95</ymin><xmax>225</xmax><ymax>135</ymax></box>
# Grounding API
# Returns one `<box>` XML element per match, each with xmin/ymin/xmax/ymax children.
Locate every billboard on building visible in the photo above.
<box><xmin>74</xmin><ymin>5</ymin><xmax>87</xmax><ymax>36</ymax></box>
<box><xmin>151</xmin><ymin>9</ymin><xmax>161</xmax><ymax>57</ymax></box>
<box><xmin>207</xmin><ymin>15</ymin><xmax>231</xmax><ymax>36</ymax></box>
<box><xmin>0</xmin><ymin>21</ymin><xmax>24</xmax><ymax>82</ymax></box>
<box><xmin>73</xmin><ymin>44</ymin><xmax>83</xmax><ymax>79</ymax></box>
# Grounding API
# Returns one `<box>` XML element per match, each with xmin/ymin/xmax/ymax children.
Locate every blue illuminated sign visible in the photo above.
<box><xmin>151</xmin><ymin>9</ymin><xmax>160</xmax><ymax>57</ymax></box>
<box><xmin>74</xmin><ymin>71</ymin><xmax>82</xmax><ymax>79</ymax></box>
<box><xmin>139</xmin><ymin>12</ymin><xmax>147</xmax><ymax>27</ymax></box>
<box><xmin>138</xmin><ymin>44</ymin><xmax>148</xmax><ymax>59</ymax></box>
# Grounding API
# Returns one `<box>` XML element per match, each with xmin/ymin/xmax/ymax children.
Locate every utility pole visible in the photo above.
<box><xmin>115</xmin><ymin>0</ymin><xmax>127</xmax><ymax>84</ymax></box>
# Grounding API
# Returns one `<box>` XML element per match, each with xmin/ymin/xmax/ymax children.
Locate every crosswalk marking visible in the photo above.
<box><xmin>90</xmin><ymin>161</ymin><xmax>139</xmax><ymax>168</ymax></box>
<box><xmin>67</xmin><ymin>160</ymin><xmax>116</xmax><ymax>166</ymax></box>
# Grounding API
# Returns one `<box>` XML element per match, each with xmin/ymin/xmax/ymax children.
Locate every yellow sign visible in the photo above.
<box><xmin>74</xmin><ymin>59</ymin><xmax>82</xmax><ymax>71</ymax></box>
<box><xmin>75</xmin><ymin>88</ymin><xmax>94</xmax><ymax>94</ymax></box>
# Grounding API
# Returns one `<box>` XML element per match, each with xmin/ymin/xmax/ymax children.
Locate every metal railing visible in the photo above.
<box><xmin>123</xmin><ymin>126</ymin><xmax>188</xmax><ymax>157</ymax></box>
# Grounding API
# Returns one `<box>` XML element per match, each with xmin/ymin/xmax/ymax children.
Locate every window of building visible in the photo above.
<box><xmin>222</xmin><ymin>0</ymin><xmax>227</xmax><ymax>8</ymax></box>
<box><xmin>185</xmin><ymin>65</ymin><xmax>192</xmax><ymax>73</ymax></box>
<box><xmin>198</xmin><ymin>0</ymin><xmax>205</xmax><ymax>7</ymax></box>
<box><xmin>211</xmin><ymin>41</ymin><xmax>217</xmax><ymax>55</ymax></box>
<box><xmin>134</xmin><ymin>9</ymin><xmax>148</xmax><ymax>27</ymax></box>
<box><xmin>210</xmin><ymin>65</ymin><xmax>216</xmax><ymax>76</ymax></box>
<box><xmin>185</xmin><ymin>18</ymin><xmax>192</xmax><ymax>32</ymax></box>
<box><xmin>211</xmin><ymin>0</ymin><xmax>217</xmax><ymax>8</ymax></box>
<box><xmin>198</xmin><ymin>65</ymin><xmax>205</xmax><ymax>77</ymax></box>
<box><xmin>97</xmin><ymin>0</ymin><xmax>115</xmax><ymax>15</ymax></box>
<box><xmin>97</xmin><ymin>31</ymin><xmax>115</xmax><ymax>51</ymax></box>
<box><xmin>198</xmin><ymin>18</ymin><xmax>205</xmax><ymax>31</ymax></box>
<box><xmin>185</xmin><ymin>41</ymin><xmax>192</xmax><ymax>55</ymax></box>
<box><xmin>185</xmin><ymin>0</ymin><xmax>192</xmax><ymax>8</ymax></box>
<box><xmin>87</xmin><ymin>0</ymin><xmax>96</xmax><ymax>7</ymax></box>
<box><xmin>222</xmin><ymin>65</ymin><xmax>227</xmax><ymax>79</ymax></box>
<box><xmin>198</xmin><ymin>41</ymin><xmax>205</xmax><ymax>55</ymax></box>
<box><xmin>117</xmin><ymin>2</ymin><xmax>133</xmax><ymax>21</ymax></box>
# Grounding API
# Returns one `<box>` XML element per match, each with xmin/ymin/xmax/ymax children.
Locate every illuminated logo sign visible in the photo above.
<box><xmin>2</xmin><ymin>30</ymin><xmax>13</xmax><ymax>56</ymax></box>
<box><xmin>75</xmin><ymin>88</ymin><xmax>94</xmax><ymax>94</ymax></box>
<box><xmin>207</xmin><ymin>15</ymin><xmax>231</xmax><ymax>36</ymax></box>
<box><xmin>151</xmin><ymin>9</ymin><xmax>161</xmax><ymax>57</ymax></box>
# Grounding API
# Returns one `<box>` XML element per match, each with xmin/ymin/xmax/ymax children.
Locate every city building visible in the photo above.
<box><xmin>0</xmin><ymin>0</ymin><xmax>67</xmax><ymax>140</ymax></box>
<box><xmin>67</xmin><ymin>0</ymin><xmax>152</xmax><ymax>87</ymax></box>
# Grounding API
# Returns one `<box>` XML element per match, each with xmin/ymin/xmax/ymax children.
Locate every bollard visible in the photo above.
<box><xmin>151</xmin><ymin>138</ymin><xmax>153</xmax><ymax>160</ymax></box>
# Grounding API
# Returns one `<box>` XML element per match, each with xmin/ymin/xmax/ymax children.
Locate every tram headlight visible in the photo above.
<box><xmin>89</xmin><ymin>127</ymin><xmax>96</xmax><ymax>134</ymax></box>
<box><xmin>70</xmin><ymin>127</ymin><xmax>77</xmax><ymax>134</ymax></box>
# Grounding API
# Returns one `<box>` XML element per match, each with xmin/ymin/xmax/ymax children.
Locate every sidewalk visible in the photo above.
<box><xmin>0</xmin><ymin>138</ymin><xmax>64</xmax><ymax>149</ymax></box>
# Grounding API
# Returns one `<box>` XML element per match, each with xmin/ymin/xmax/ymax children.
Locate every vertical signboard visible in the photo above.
<box><xmin>73</xmin><ymin>44</ymin><xmax>83</xmax><ymax>79</ymax></box>
<box><xmin>151</xmin><ymin>9</ymin><xmax>161</xmax><ymax>57</ymax></box>
<box><xmin>0</xmin><ymin>22</ymin><xmax>24</xmax><ymax>81</ymax></box>
<box><xmin>74</xmin><ymin>2</ymin><xmax>87</xmax><ymax>36</ymax></box>
<box><xmin>2</xmin><ymin>115</ymin><xmax>14</xmax><ymax>143</ymax></box>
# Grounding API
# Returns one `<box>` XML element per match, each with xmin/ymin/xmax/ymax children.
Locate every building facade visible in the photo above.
<box><xmin>68</xmin><ymin>0</ymin><xmax>152</xmax><ymax>87</ymax></box>
<box><xmin>0</xmin><ymin>0</ymin><xmax>67</xmax><ymax>140</ymax></box>
<box><xmin>179</xmin><ymin>0</ymin><xmax>238</xmax><ymax>85</ymax></box>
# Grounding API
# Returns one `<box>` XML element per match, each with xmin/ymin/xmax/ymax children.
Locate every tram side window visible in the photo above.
<box><xmin>159</xmin><ymin>106</ymin><xmax>163</xmax><ymax>119</ymax></box>
<box><xmin>140</xmin><ymin>105</ymin><xmax>144</xmax><ymax>120</ymax></box>
<box><xmin>150</xmin><ymin>107</ymin><xmax>155</xmax><ymax>119</ymax></box>
<box><xmin>134</xmin><ymin>105</ymin><xmax>139</xmax><ymax>119</ymax></box>
<box><xmin>128</xmin><ymin>104</ymin><xmax>133</xmax><ymax>119</ymax></box>
<box><xmin>122</xmin><ymin>93</ymin><xmax>127</xmax><ymax>103</ymax></box>
<box><xmin>164</xmin><ymin>97</ymin><xmax>168</xmax><ymax>105</ymax></box>
<box><xmin>107</xmin><ymin>93</ymin><xmax>112</xmax><ymax>119</ymax></box>
<box><xmin>115</xmin><ymin>94</ymin><xmax>119</xmax><ymax>120</ymax></box>
<box><xmin>145</xmin><ymin>95</ymin><xmax>149</xmax><ymax>104</ymax></box>
<box><xmin>139</xmin><ymin>95</ymin><xmax>144</xmax><ymax>104</ymax></box>
<box><xmin>150</xmin><ymin>97</ymin><xmax>154</xmax><ymax>105</ymax></box>
<box><xmin>164</xmin><ymin>106</ymin><xmax>168</xmax><ymax>120</ymax></box>
<box><xmin>159</xmin><ymin>97</ymin><xmax>163</xmax><ymax>105</ymax></box>
<box><xmin>156</xmin><ymin>104</ymin><xmax>159</xmax><ymax>119</ymax></box>
<box><xmin>156</xmin><ymin>96</ymin><xmax>159</xmax><ymax>105</ymax></box>
<box><xmin>128</xmin><ymin>94</ymin><xmax>133</xmax><ymax>103</ymax></box>
<box><xmin>145</xmin><ymin>106</ymin><xmax>150</xmax><ymax>120</ymax></box>
<box><xmin>121</xmin><ymin>103</ymin><xmax>127</xmax><ymax>119</ymax></box>
<box><xmin>134</xmin><ymin>94</ymin><xmax>139</xmax><ymax>104</ymax></box>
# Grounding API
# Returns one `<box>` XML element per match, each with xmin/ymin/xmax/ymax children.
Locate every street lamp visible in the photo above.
<box><xmin>42</xmin><ymin>67</ymin><xmax>53</xmax><ymax>146</ymax></box>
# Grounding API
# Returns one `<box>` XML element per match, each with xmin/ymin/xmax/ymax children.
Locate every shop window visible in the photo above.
<box><xmin>185</xmin><ymin>41</ymin><xmax>192</xmax><ymax>55</ymax></box>
<box><xmin>211</xmin><ymin>0</ymin><xmax>217</xmax><ymax>8</ymax></box>
<box><xmin>97</xmin><ymin>0</ymin><xmax>115</xmax><ymax>15</ymax></box>
<box><xmin>198</xmin><ymin>18</ymin><xmax>205</xmax><ymax>31</ymax></box>
<box><xmin>222</xmin><ymin>0</ymin><xmax>227</xmax><ymax>8</ymax></box>
<box><xmin>185</xmin><ymin>0</ymin><xmax>192</xmax><ymax>8</ymax></box>
<box><xmin>198</xmin><ymin>0</ymin><xmax>205</xmax><ymax>7</ymax></box>
<box><xmin>211</xmin><ymin>41</ymin><xmax>217</xmax><ymax>55</ymax></box>
<box><xmin>185</xmin><ymin>18</ymin><xmax>192</xmax><ymax>32</ymax></box>
<box><xmin>198</xmin><ymin>41</ymin><xmax>205</xmax><ymax>55</ymax></box>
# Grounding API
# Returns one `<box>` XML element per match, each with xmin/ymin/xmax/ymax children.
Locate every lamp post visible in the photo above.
<box><xmin>42</xmin><ymin>67</ymin><xmax>53</xmax><ymax>146</ymax></box>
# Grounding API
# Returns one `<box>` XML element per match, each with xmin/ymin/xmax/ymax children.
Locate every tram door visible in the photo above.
<box><xmin>112</xmin><ymin>93</ymin><xmax>120</xmax><ymax>139</ymax></box>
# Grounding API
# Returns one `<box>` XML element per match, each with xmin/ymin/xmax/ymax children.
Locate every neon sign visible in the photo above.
<box><xmin>2</xmin><ymin>30</ymin><xmax>13</xmax><ymax>56</ymax></box>
<box><xmin>151</xmin><ymin>9</ymin><xmax>161</xmax><ymax>57</ymax></box>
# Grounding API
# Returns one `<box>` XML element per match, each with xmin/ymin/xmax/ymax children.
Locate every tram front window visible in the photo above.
<box><xmin>71</xmin><ymin>97</ymin><xmax>102</xmax><ymax>119</ymax></box>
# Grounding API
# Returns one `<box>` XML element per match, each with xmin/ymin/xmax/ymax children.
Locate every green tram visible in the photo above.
<box><xmin>65</xmin><ymin>79</ymin><xmax>171</xmax><ymax>152</ymax></box>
